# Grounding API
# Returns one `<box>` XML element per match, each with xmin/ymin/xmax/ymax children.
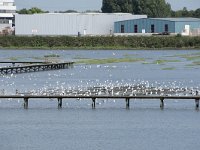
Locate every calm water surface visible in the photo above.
<box><xmin>0</xmin><ymin>49</ymin><xmax>200</xmax><ymax>150</ymax></box>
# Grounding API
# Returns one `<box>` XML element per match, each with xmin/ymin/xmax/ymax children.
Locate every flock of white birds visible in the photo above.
<box><xmin>0</xmin><ymin>60</ymin><xmax>199</xmax><ymax>97</ymax></box>
<box><xmin>0</xmin><ymin>74</ymin><xmax>198</xmax><ymax>97</ymax></box>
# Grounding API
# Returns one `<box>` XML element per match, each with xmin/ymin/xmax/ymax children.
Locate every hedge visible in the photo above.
<box><xmin>0</xmin><ymin>35</ymin><xmax>199</xmax><ymax>49</ymax></box>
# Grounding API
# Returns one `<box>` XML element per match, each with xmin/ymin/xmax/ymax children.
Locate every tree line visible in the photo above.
<box><xmin>16</xmin><ymin>0</ymin><xmax>200</xmax><ymax>18</ymax></box>
<box><xmin>16</xmin><ymin>7</ymin><xmax>49</xmax><ymax>14</ymax></box>
<box><xmin>101</xmin><ymin>0</ymin><xmax>200</xmax><ymax>18</ymax></box>
<box><xmin>17</xmin><ymin>8</ymin><xmax>100</xmax><ymax>14</ymax></box>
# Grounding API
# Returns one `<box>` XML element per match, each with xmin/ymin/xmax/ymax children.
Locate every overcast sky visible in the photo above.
<box><xmin>15</xmin><ymin>0</ymin><xmax>200</xmax><ymax>12</ymax></box>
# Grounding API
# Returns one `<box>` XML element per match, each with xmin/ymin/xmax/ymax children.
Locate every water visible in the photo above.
<box><xmin>0</xmin><ymin>108</ymin><xmax>200</xmax><ymax>150</ymax></box>
<box><xmin>0</xmin><ymin>49</ymin><xmax>200</xmax><ymax>150</ymax></box>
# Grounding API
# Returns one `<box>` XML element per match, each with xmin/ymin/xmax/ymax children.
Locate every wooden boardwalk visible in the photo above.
<box><xmin>0</xmin><ymin>61</ymin><xmax>45</xmax><ymax>64</ymax></box>
<box><xmin>0</xmin><ymin>95</ymin><xmax>199</xmax><ymax>109</ymax></box>
<box><xmin>0</xmin><ymin>62</ymin><xmax>74</xmax><ymax>75</ymax></box>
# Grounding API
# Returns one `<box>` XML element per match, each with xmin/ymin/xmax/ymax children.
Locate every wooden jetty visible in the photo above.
<box><xmin>0</xmin><ymin>61</ymin><xmax>45</xmax><ymax>64</ymax></box>
<box><xmin>0</xmin><ymin>61</ymin><xmax>46</xmax><ymax>67</ymax></box>
<box><xmin>0</xmin><ymin>95</ymin><xmax>199</xmax><ymax>109</ymax></box>
<box><xmin>0</xmin><ymin>62</ymin><xmax>74</xmax><ymax>75</ymax></box>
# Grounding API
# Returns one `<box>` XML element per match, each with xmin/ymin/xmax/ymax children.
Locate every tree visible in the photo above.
<box><xmin>17</xmin><ymin>7</ymin><xmax>48</xmax><ymax>14</ymax></box>
<box><xmin>117</xmin><ymin>0</ymin><xmax>133</xmax><ymax>13</ymax></box>
<box><xmin>171</xmin><ymin>7</ymin><xmax>198</xmax><ymax>17</ymax></box>
<box><xmin>101</xmin><ymin>0</ymin><xmax>172</xmax><ymax>17</ymax></box>
<box><xmin>136</xmin><ymin>0</ymin><xmax>172</xmax><ymax>17</ymax></box>
<box><xmin>101</xmin><ymin>0</ymin><xmax>115</xmax><ymax>13</ymax></box>
<box><xmin>17</xmin><ymin>8</ymin><xmax>29</xmax><ymax>14</ymax></box>
<box><xmin>84</xmin><ymin>10</ymin><xmax>101</xmax><ymax>13</ymax></box>
<box><xmin>101</xmin><ymin>0</ymin><xmax>132</xmax><ymax>13</ymax></box>
<box><xmin>181</xmin><ymin>7</ymin><xmax>189</xmax><ymax>17</ymax></box>
<box><xmin>194</xmin><ymin>8</ymin><xmax>200</xmax><ymax>18</ymax></box>
<box><xmin>55</xmin><ymin>10</ymin><xmax>78</xmax><ymax>13</ymax></box>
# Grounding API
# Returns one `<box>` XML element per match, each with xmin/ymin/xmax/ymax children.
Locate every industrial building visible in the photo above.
<box><xmin>114</xmin><ymin>18</ymin><xmax>200</xmax><ymax>36</ymax></box>
<box><xmin>0</xmin><ymin>0</ymin><xmax>16</xmax><ymax>34</ymax></box>
<box><xmin>15</xmin><ymin>13</ymin><xmax>147</xmax><ymax>36</ymax></box>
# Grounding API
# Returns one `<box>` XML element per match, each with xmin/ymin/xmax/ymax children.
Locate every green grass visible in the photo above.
<box><xmin>9</xmin><ymin>57</ymin><xmax>19</xmax><ymax>61</ymax></box>
<box><xmin>172</xmin><ymin>53</ymin><xmax>200</xmax><ymax>61</ymax></box>
<box><xmin>182</xmin><ymin>55</ymin><xmax>200</xmax><ymax>61</ymax></box>
<box><xmin>186</xmin><ymin>61</ymin><xmax>200</xmax><ymax>67</ymax></box>
<box><xmin>162</xmin><ymin>67</ymin><xmax>176</xmax><ymax>70</ymax></box>
<box><xmin>44</xmin><ymin>54</ymin><xmax>60</xmax><ymax>58</ymax></box>
<box><xmin>73</xmin><ymin>55</ymin><xmax>90</xmax><ymax>59</ymax></box>
<box><xmin>142</xmin><ymin>61</ymin><xmax>151</xmax><ymax>64</ymax></box>
<box><xmin>76</xmin><ymin>57</ymin><xmax>145</xmax><ymax>65</ymax></box>
<box><xmin>29</xmin><ymin>56</ymin><xmax>44</xmax><ymax>60</ymax></box>
<box><xmin>152</xmin><ymin>59</ymin><xmax>181</xmax><ymax>65</ymax></box>
<box><xmin>123</xmin><ymin>54</ymin><xmax>138</xmax><ymax>57</ymax></box>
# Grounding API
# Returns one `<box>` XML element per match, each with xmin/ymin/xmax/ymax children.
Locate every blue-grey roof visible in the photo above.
<box><xmin>151</xmin><ymin>17</ymin><xmax>200</xmax><ymax>22</ymax></box>
<box><xmin>114</xmin><ymin>17</ymin><xmax>200</xmax><ymax>23</ymax></box>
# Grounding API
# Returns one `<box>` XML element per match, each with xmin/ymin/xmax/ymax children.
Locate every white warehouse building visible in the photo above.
<box><xmin>15</xmin><ymin>13</ymin><xmax>147</xmax><ymax>36</ymax></box>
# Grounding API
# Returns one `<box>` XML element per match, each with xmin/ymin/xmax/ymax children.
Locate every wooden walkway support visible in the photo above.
<box><xmin>160</xmin><ymin>98</ymin><xmax>164</xmax><ymax>109</ymax></box>
<box><xmin>195</xmin><ymin>98</ymin><xmax>199</xmax><ymax>109</ymax></box>
<box><xmin>58</xmin><ymin>98</ymin><xmax>63</xmax><ymax>108</ymax></box>
<box><xmin>0</xmin><ymin>95</ymin><xmax>200</xmax><ymax>109</ymax></box>
<box><xmin>92</xmin><ymin>98</ymin><xmax>96</xmax><ymax>109</ymax></box>
<box><xmin>126</xmin><ymin>98</ymin><xmax>130</xmax><ymax>109</ymax></box>
<box><xmin>24</xmin><ymin>98</ymin><xmax>29</xmax><ymax>109</ymax></box>
<box><xmin>0</xmin><ymin>62</ymin><xmax>74</xmax><ymax>75</ymax></box>
<box><xmin>195</xmin><ymin>91</ymin><xmax>199</xmax><ymax>109</ymax></box>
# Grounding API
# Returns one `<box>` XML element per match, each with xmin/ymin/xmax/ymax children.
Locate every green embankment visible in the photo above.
<box><xmin>0</xmin><ymin>36</ymin><xmax>200</xmax><ymax>49</ymax></box>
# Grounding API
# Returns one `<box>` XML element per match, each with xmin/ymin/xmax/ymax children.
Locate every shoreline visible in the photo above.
<box><xmin>0</xmin><ymin>47</ymin><xmax>200</xmax><ymax>50</ymax></box>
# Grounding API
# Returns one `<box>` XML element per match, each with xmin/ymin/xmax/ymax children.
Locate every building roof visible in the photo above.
<box><xmin>18</xmin><ymin>13</ymin><xmax>136</xmax><ymax>16</ymax></box>
<box><xmin>150</xmin><ymin>17</ymin><xmax>200</xmax><ymax>22</ymax></box>
<box><xmin>114</xmin><ymin>17</ymin><xmax>200</xmax><ymax>23</ymax></box>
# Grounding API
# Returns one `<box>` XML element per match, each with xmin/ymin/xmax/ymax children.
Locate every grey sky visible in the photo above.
<box><xmin>15</xmin><ymin>0</ymin><xmax>200</xmax><ymax>11</ymax></box>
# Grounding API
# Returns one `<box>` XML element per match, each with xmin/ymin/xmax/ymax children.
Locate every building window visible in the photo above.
<box><xmin>121</xmin><ymin>25</ymin><xmax>124</xmax><ymax>33</ymax></box>
<box><xmin>134</xmin><ymin>25</ymin><xmax>138</xmax><ymax>33</ymax></box>
<box><xmin>151</xmin><ymin>24</ymin><xmax>155</xmax><ymax>33</ymax></box>
<box><xmin>165</xmin><ymin>24</ymin><xmax>169</xmax><ymax>32</ymax></box>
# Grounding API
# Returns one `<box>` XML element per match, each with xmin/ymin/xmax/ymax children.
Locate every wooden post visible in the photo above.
<box><xmin>126</xmin><ymin>98</ymin><xmax>130</xmax><ymax>109</ymax></box>
<box><xmin>160</xmin><ymin>98</ymin><xmax>164</xmax><ymax>109</ymax></box>
<box><xmin>92</xmin><ymin>98</ymin><xmax>96</xmax><ymax>109</ymax></box>
<box><xmin>24</xmin><ymin>98</ymin><xmax>29</xmax><ymax>109</ymax></box>
<box><xmin>58</xmin><ymin>98</ymin><xmax>62</xmax><ymax>108</ymax></box>
<box><xmin>12</xmin><ymin>63</ymin><xmax>15</xmax><ymax>67</ymax></box>
<box><xmin>195</xmin><ymin>99</ymin><xmax>199</xmax><ymax>109</ymax></box>
<box><xmin>195</xmin><ymin>91</ymin><xmax>199</xmax><ymax>109</ymax></box>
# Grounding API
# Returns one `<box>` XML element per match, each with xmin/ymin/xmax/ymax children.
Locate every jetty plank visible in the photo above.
<box><xmin>0</xmin><ymin>95</ymin><xmax>199</xmax><ymax>99</ymax></box>
<box><xmin>0</xmin><ymin>95</ymin><xmax>199</xmax><ymax>109</ymax></box>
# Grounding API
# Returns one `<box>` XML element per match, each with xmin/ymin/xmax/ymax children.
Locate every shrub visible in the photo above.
<box><xmin>0</xmin><ymin>35</ymin><xmax>199</xmax><ymax>49</ymax></box>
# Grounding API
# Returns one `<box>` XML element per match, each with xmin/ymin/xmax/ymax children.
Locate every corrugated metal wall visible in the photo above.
<box><xmin>15</xmin><ymin>13</ymin><xmax>147</xmax><ymax>36</ymax></box>
<box><xmin>114</xmin><ymin>18</ymin><xmax>175</xmax><ymax>33</ymax></box>
<box><xmin>114</xmin><ymin>18</ymin><xmax>200</xmax><ymax>34</ymax></box>
<box><xmin>175</xmin><ymin>21</ymin><xmax>200</xmax><ymax>33</ymax></box>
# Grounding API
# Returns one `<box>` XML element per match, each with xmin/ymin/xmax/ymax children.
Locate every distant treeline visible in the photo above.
<box><xmin>102</xmin><ymin>0</ymin><xmax>200</xmax><ymax>18</ymax></box>
<box><xmin>16</xmin><ymin>7</ymin><xmax>101</xmax><ymax>14</ymax></box>
<box><xmin>0</xmin><ymin>36</ymin><xmax>200</xmax><ymax>49</ymax></box>
<box><xmin>16</xmin><ymin>7</ymin><xmax>49</xmax><ymax>14</ymax></box>
<box><xmin>17</xmin><ymin>3</ymin><xmax>200</xmax><ymax>19</ymax></box>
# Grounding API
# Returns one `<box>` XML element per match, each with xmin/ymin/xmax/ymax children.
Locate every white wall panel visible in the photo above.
<box><xmin>15</xmin><ymin>13</ymin><xmax>147</xmax><ymax>36</ymax></box>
